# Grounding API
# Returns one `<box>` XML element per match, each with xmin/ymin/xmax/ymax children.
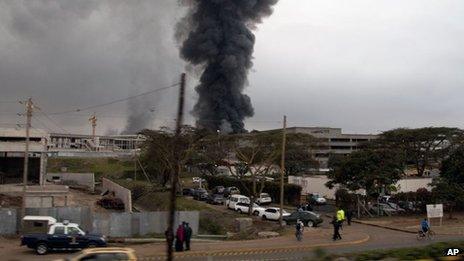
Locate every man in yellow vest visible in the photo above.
<box><xmin>336</xmin><ymin>207</ymin><xmax>345</xmax><ymax>229</ymax></box>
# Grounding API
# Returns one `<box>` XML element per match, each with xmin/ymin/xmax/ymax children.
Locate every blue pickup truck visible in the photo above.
<box><xmin>21</xmin><ymin>220</ymin><xmax>107</xmax><ymax>255</ymax></box>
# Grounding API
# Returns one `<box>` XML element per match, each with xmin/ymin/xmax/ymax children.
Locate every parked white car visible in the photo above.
<box><xmin>234</xmin><ymin>202</ymin><xmax>265</xmax><ymax>215</ymax></box>
<box><xmin>226</xmin><ymin>195</ymin><xmax>250</xmax><ymax>210</ymax></box>
<box><xmin>255</xmin><ymin>193</ymin><xmax>272</xmax><ymax>205</ymax></box>
<box><xmin>256</xmin><ymin>207</ymin><xmax>290</xmax><ymax>221</ymax></box>
<box><xmin>311</xmin><ymin>194</ymin><xmax>327</xmax><ymax>205</ymax></box>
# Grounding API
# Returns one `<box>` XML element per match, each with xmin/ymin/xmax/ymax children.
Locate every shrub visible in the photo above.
<box><xmin>335</xmin><ymin>188</ymin><xmax>356</xmax><ymax>209</ymax></box>
<box><xmin>199</xmin><ymin>215</ymin><xmax>225</xmax><ymax>235</ymax></box>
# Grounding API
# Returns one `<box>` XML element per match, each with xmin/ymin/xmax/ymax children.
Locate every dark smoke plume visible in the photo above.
<box><xmin>179</xmin><ymin>0</ymin><xmax>278</xmax><ymax>133</ymax></box>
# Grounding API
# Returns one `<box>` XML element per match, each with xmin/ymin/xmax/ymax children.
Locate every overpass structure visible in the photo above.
<box><xmin>0</xmin><ymin>128</ymin><xmax>48</xmax><ymax>184</ymax></box>
<box><xmin>0</xmin><ymin>128</ymin><xmax>142</xmax><ymax>185</ymax></box>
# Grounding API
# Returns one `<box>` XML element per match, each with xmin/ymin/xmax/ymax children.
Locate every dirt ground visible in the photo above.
<box><xmin>54</xmin><ymin>188</ymin><xmax>113</xmax><ymax>213</ymax></box>
<box><xmin>360</xmin><ymin>212</ymin><xmax>464</xmax><ymax>235</ymax></box>
<box><xmin>0</xmin><ymin>194</ymin><xmax>22</xmax><ymax>208</ymax></box>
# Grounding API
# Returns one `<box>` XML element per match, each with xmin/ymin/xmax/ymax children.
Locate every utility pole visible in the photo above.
<box><xmin>166</xmin><ymin>73</ymin><xmax>186</xmax><ymax>261</ymax></box>
<box><xmin>279</xmin><ymin>115</ymin><xmax>287</xmax><ymax>227</ymax></box>
<box><xmin>22</xmin><ymin>98</ymin><xmax>33</xmax><ymax>217</ymax></box>
<box><xmin>89</xmin><ymin>113</ymin><xmax>97</xmax><ymax>150</ymax></box>
<box><xmin>133</xmin><ymin>149</ymin><xmax>137</xmax><ymax>181</ymax></box>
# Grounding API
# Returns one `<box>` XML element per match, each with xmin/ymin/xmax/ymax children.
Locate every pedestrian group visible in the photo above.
<box><xmin>175</xmin><ymin>222</ymin><xmax>192</xmax><ymax>252</ymax></box>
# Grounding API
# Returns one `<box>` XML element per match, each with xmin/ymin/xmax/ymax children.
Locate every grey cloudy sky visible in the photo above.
<box><xmin>1</xmin><ymin>0</ymin><xmax>464</xmax><ymax>134</ymax></box>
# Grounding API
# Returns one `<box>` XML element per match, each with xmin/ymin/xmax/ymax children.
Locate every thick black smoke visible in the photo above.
<box><xmin>179</xmin><ymin>0</ymin><xmax>278</xmax><ymax>133</ymax></box>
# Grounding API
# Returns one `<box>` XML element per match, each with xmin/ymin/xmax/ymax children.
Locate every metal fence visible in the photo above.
<box><xmin>0</xmin><ymin>207</ymin><xmax>199</xmax><ymax>237</ymax></box>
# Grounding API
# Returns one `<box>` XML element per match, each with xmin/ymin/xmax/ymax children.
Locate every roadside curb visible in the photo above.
<box><xmin>139</xmin><ymin>233</ymin><xmax>371</xmax><ymax>260</ymax></box>
<box><xmin>325</xmin><ymin>214</ymin><xmax>417</xmax><ymax>234</ymax></box>
<box><xmin>109</xmin><ymin>238</ymin><xmax>222</xmax><ymax>244</ymax></box>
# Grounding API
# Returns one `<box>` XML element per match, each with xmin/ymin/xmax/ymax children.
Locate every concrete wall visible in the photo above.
<box><xmin>289</xmin><ymin>175</ymin><xmax>433</xmax><ymax>199</ymax></box>
<box><xmin>91</xmin><ymin>211</ymin><xmax>200</xmax><ymax>237</ymax></box>
<box><xmin>46</xmin><ymin>173</ymin><xmax>95</xmax><ymax>192</ymax></box>
<box><xmin>0</xmin><ymin>207</ymin><xmax>199</xmax><ymax>237</ymax></box>
<box><xmin>102</xmin><ymin>178</ymin><xmax>132</xmax><ymax>212</ymax></box>
<box><xmin>288</xmin><ymin>175</ymin><xmax>338</xmax><ymax>199</ymax></box>
<box><xmin>396</xmin><ymin>178</ymin><xmax>432</xmax><ymax>193</ymax></box>
<box><xmin>25</xmin><ymin>196</ymin><xmax>53</xmax><ymax>208</ymax></box>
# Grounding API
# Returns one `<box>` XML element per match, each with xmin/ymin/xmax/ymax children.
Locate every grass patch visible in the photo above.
<box><xmin>329</xmin><ymin>241</ymin><xmax>464</xmax><ymax>260</ymax></box>
<box><xmin>135</xmin><ymin>191</ymin><xmax>209</xmax><ymax>211</ymax></box>
<box><xmin>110</xmin><ymin>179</ymin><xmax>161</xmax><ymax>200</ymax></box>
<box><xmin>199</xmin><ymin>214</ymin><xmax>226</xmax><ymax>235</ymax></box>
<box><xmin>47</xmin><ymin>157</ymin><xmax>135</xmax><ymax>180</ymax></box>
<box><xmin>135</xmin><ymin>191</ymin><xmax>240</xmax><ymax>235</ymax></box>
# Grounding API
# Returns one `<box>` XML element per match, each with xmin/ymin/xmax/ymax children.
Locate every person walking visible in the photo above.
<box><xmin>331</xmin><ymin>216</ymin><xmax>342</xmax><ymax>241</ymax></box>
<box><xmin>184</xmin><ymin>222</ymin><xmax>193</xmax><ymax>251</ymax></box>
<box><xmin>346</xmin><ymin>209</ymin><xmax>353</xmax><ymax>226</ymax></box>
<box><xmin>175</xmin><ymin>224</ymin><xmax>185</xmax><ymax>252</ymax></box>
<box><xmin>295</xmin><ymin>219</ymin><xmax>304</xmax><ymax>241</ymax></box>
<box><xmin>336</xmin><ymin>207</ymin><xmax>345</xmax><ymax>230</ymax></box>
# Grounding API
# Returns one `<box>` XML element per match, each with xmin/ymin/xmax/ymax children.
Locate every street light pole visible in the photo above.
<box><xmin>279</xmin><ymin>115</ymin><xmax>287</xmax><ymax>227</ymax></box>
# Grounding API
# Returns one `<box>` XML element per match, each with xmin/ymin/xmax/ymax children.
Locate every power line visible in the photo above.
<box><xmin>48</xmin><ymin>82</ymin><xmax>180</xmax><ymax>115</ymax></box>
<box><xmin>32</xmin><ymin>116</ymin><xmax>55</xmax><ymax>133</ymax></box>
<box><xmin>36</xmin><ymin>107</ymin><xmax>71</xmax><ymax>134</ymax></box>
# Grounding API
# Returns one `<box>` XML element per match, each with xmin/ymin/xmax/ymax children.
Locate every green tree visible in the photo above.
<box><xmin>432</xmin><ymin>146</ymin><xmax>464</xmax><ymax>218</ymax></box>
<box><xmin>228</xmin><ymin>132</ymin><xmax>281</xmax><ymax>214</ymax></box>
<box><xmin>139</xmin><ymin>126</ymin><xmax>206</xmax><ymax>188</ymax></box>
<box><xmin>282</xmin><ymin>132</ymin><xmax>321</xmax><ymax>176</ymax></box>
<box><xmin>380</xmin><ymin>127</ymin><xmax>463</xmax><ymax>176</ymax></box>
<box><xmin>326</xmin><ymin>147</ymin><xmax>405</xmax><ymax>200</ymax></box>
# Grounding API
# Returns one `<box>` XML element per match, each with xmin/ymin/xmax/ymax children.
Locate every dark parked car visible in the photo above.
<box><xmin>283</xmin><ymin>211</ymin><xmax>323</xmax><ymax>227</ymax></box>
<box><xmin>397</xmin><ymin>200</ymin><xmax>418</xmax><ymax>212</ymax></box>
<box><xmin>182</xmin><ymin>188</ymin><xmax>195</xmax><ymax>196</ymax></box>
<box><xmin>212</xmin><ymin>186</ymin><xmax>225</xmax><ymax>194</ymax></box>
<box><xmin>97</xmin><ymin>197</ymin><xmax>124</xmax><ymax>210</ymax></box>
<box><xmin>193</xmin><ymin>188</ymin><xmax>208</xmax><ymax>201</ymax></box>
<box><xmin>207</xmin><ymin>194</ymin><xmax>224</xmax><ymax>205</ymax></box>
<box><xmin>223</xmin><ymin>186</ymin><xmax>240</xmax><ymax>197</ymax></box>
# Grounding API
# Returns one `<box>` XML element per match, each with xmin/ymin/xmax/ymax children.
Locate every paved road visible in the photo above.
<box><xmin>153</xmin><ymin>221</ymin><xmax>462</xmax><ymax>261</ymax></box>
<box><xmin>5</xmin><ymin>216</ymin><xmax>462</xmax><ymax>261</ymax></box>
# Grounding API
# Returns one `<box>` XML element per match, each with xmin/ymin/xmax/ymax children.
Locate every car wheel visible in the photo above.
<box><xmin>262</xmin><ymin>215</ymin><xmax>267</xmax><ymax>220</ymax></box>
<box><xmin>253</xmin><ymin>211</ymin><xmax>259</xmax><ymax>216</ymax></box>
<box><xmin>306</xmin><ymin>220</ymin><xmax>314</xmax><ymax>227</ymax></box>
<box><xmin>238</xmin><ymin>209</ymin><xmax>242</xmax><ymax>213</ymax></box>
<box><xmin>36</xmin><ymin>242</ymin><xmax>48</xmax><ymax>255</ymax></box>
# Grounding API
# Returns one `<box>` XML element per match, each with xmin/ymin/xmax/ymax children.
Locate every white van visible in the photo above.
<box><xmin>226</xmin><ymin>195</ymin><xmax>250</xmax><ymax>210</ymax></box>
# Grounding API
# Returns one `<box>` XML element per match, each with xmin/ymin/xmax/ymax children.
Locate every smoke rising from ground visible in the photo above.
<box><xmin>178</xmin><ymin>0</ymin><xmax>278</xmax><ymax>133</ymax></box>
<box><xmin>0</xmin><ymin>1</ymin><xmax>182</xmax><ymax>134</ymax></box>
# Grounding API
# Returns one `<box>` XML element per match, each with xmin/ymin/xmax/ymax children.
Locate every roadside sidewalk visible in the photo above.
<box><xmin>351</xmin><ymin>216</ymin><xmax>464</xmax><ymax>236</ymax></box>
<box><xmin>129</xmin><ymin>227</ymin><xmax>370</xmax><ymax>259</ymax></box>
